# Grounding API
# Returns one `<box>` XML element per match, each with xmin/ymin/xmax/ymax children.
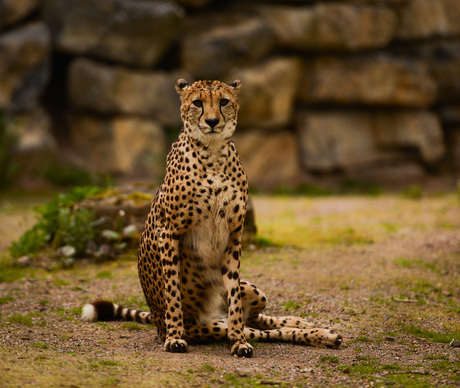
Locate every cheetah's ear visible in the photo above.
<box><xmin>228</xmin><ymin>80</ymin><xmax>242</xmax><ymax>91</ymax></box>
<box><xmin>175</xmin><ymin>79</ymin><xmax>190</xmax><ymax>94</ymax></box>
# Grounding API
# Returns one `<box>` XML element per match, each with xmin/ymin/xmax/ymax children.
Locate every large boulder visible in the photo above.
<box><xmin>414</xmin><ymin>41</ymin><xmax>460</xmax><ymax>104</ymax></box>
<box><xmin>231</xmin><ymin>57</ymin><xmax>300</xmax><ymax>128</ymax></box>
<box><xmin>0</xmin><ymin>22</ymin><xmax>51</xmax><ymax>113</ymax></box>
<box><xmin>263</xmin><ymin>3</ymin><xmax>396</xmax><ymax>51</ymax></box>
<box><xmin>233</xmin><ymin>129</ymin><xmax>304</xmax><ymax>189</ymax></box>
<box><xmin>374</xmin><ymin>111</ymin><xmax>445</xmax><ymax>163</ymax></box>
<box><xmin>181</xmin><ymin>16</ymin><xmax>275</xmax><ymax>79</ymax></box>
<box><xmin>445</xmin><ymin>128</ymin><xmax>460</xmax><ymax>170</ymax></box>
<box><xmin>173</xmin><ymin>0</ymin><xmax>212</xmax><ymax>8</ymax></box>
<box><xmin>0</xmin><ymin>0</ymin><xmax>41</xmax><ymax>29</ymax></box>
<box><xmin>297</xmin><ymin>110</ymin><xmax>445</xmax><ymax>172</ymax></box>
<box><xmin>439</xmin><ymin>105</ymin><xmax>460</xmax><ymax>127</ymax></box>
<box><xmin>8</xmin><ymin>107</ymin><xmax>57</xmax><ymax>175</ymax></box>
<box><xmin>68</xmin><ymin>58</ymin><xmax>186</xmax><ymax>127</ymax></box>
<box><xmin>396</xmin><ymin>0</ymin><xmax>460</xmax><ymax>40</ymax></box>
<box><xmin>69</xmin><ymin>114</ymin><xmax>167</xmax><ymax>180</ymax></box>
<box><xmin>43</xmin><ymin>0</ymin><xmax>184</xmax><ymax>67</ymax></box>
<box><xmin>299</xmin><ymin>56</ymin><xmax>436</xmax><ymax>107</ymax></box>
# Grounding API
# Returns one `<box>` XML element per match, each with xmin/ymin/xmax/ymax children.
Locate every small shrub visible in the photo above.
<box><xmin>9</xmin><ymin>186</ymin><xmax>102</xmax><ymax>258</ymax></box>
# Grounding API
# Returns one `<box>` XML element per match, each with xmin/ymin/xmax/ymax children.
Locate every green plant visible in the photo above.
<box><xmin>9</xmin><ymin>186</ymin><xmax>103</xmax><ymax>258</ymax></box>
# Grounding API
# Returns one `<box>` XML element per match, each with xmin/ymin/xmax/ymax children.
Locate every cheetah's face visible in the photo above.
<box><xmin>176</xmin><ymin>79</ymin><xmax>241</xmax><ymax>145</ymax></box>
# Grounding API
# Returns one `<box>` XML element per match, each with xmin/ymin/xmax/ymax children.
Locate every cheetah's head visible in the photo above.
<box><xmin>175</xmin><ymin>79</ymin><xmax>241</xmax><ymax>146</ymax></box>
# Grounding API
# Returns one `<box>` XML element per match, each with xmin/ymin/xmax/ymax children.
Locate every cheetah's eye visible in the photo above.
<box><xmin>192</xmin><ymin>100</ymin><xmax>203</xmax><ymax>108</ymax></box>
<box><xmin>220</xmin><ymin>98</ymin><xmax>230</xmax><ymax>107</ymax></box>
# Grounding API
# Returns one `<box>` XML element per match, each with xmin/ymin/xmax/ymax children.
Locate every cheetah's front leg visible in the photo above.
<box><xmin>161</xmin><ymin>234</ymin><xmax>187</xmax><ymax>353</ymax></box>
<box><xmin>222</xmin><ymin>233</ymin><xmax>253</xmax><ymax>358</ymax></box>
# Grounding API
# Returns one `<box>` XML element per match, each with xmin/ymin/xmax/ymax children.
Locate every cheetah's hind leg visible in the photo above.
<box><xmin>244</xmin><ymin>326</ymin><xmax>342</xmax><ymax>349</ymax></box>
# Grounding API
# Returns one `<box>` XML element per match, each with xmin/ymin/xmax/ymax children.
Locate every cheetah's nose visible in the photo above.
<box><xmin>205</xmin><ymin>118</ymin><xmax>220</xmax><ymax>129</ymax></box>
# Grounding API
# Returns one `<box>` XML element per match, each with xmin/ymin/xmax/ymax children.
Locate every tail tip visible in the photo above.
<box><xmin>82</xmin><ymin>303</ymin><xmax>97</xmax><ymax>322</ymax></box>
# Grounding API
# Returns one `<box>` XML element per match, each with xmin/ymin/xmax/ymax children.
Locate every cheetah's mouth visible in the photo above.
<box><xmin>199</xmin><ymin>126</ymin><xmax>222</xmax><ymax>135</ymax></box>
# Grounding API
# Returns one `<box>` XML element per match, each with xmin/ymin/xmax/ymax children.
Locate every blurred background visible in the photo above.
<box><xmin>1</xmin><ymin>0</ymin><xmax>460</xmax><ymax>191</ymax></box>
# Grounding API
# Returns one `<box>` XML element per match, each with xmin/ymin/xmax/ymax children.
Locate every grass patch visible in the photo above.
<box><xmin>401</xmin><ymin>324</ymin><xmax>459</xmax><ymax>343</ymax></box>
<box><xmin>252</xmin><ymin>235</ymin><xmax>277</xmax><ymax>247</ymax></box>
<box><xmin>423</xmin><ymin>354</ymin><xmax>449</xmax><ymax>361</ymax></box>
<box><xmin>96</xmin><ymin>322</ymin><xmax>116</xmax><ymax>331</ymax></box>
<box><xmin>383</xmin><ymin>373</ymin><xmax>432</xmax><ymax>387</ymax></box>
<box><xmin>98</xmin><ymin>360</ymin><xmax>120</xmax><ymax>367</ymax></box>
<box><xmin>96</xmin><ymin>271</ymin><xmax>113</xmax><ymax>279</ymax></box>
<box><xmin>0</xmin><ymin>296</ymin><xmax>14</xmax><ymax>304</ymax></box>
<box><xmin>393</xmin><ymin>257</ymin><xmax>439</xmax><ymax>273</ymax></box>
<box><xmin>67</xmin><ymin>307</ymin><xmax>82</xmax><ymax>316</ymax></box>
<box><xmin>431</xmin><ymin>360</ymin><xmax>460</xmax><ymax>372</ymax></box>
<box><xmin>320</xmin><ymin>356</ymin><xmax>339</xmax><ymax>364</ymax></box>
<box><xmin>222</xmin><ymin>373</ymin><xmax>266</xmax><ymax>387</ymax></box>
<box><xmin>199</xmin><ymin>363</ymin><xmax>216</xmax><ymax>372</ymax></box>
<box><xmin>31</xmin><ymin>342</ymin><xmax>49</xmax><ymax>350</ymax></box>
<box><xmin>53</xmin><ymin>279</ymin><xmax>71</xmax><ymax>286</ymax></box>
<box><xmin>281</xmin><ymin>300</ymin><xmax>302</xmax><ymax>312</ymax></box>
<box><xmin>350</xmin><ymin>336</ymin><xmax>372</xmax><ymax>343</ymax></box>
<box><xmin>322</xmin><ymin>227</ymin><xmax>374</xmax><ymax>246</ymax></box>
<box><xmin>7</xmin><ymin>314</ymin><xmax>33</xmax><ymax>326</ymax></box>
<box><xmin>120</xmin><ymin>322</ymin><xmax>146</xmax><ymax>331</ymax></box>
<box><xmin>402</xmin><ymin>184</ymin><xmax>423</xmax><ymax>200</ymax></box>
<box><xmin>0</xmin><ymin>254</ymin><xmax>34</xmax><ymax>283</ymax></box>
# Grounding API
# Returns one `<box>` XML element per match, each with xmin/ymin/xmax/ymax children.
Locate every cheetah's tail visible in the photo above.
<box><xmin>81</xmin><ymin>300</ymin><xmax>153</xmax><ymax>324</ymax></box>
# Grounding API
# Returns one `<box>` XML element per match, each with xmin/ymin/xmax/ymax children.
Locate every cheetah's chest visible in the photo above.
<box><xmin>182</xmin><ymin>177</ymin><xmax>241</xmax><ymax>267</ymax></box>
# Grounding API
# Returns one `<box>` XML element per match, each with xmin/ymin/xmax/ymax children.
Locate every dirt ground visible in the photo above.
<box><xmin>0</xmin><ymin>191</ymin><xmax>459</xmax><ymax>387</ymax></box>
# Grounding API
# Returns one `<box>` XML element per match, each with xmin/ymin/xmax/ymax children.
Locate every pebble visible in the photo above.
<box><xmin>17</xmin><ymin>256</ymin><xmax>31</xmax><ymax>266</ymax></box>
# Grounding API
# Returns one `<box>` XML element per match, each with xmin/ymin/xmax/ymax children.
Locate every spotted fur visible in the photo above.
<box><xmin>82</xmin><ymin>79</ymin><xmax>342</xmax><ymax>357</ymax></box>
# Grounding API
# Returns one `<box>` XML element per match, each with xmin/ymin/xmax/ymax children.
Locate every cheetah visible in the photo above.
<box><xmin>82</xmin><ymin>79</ymin><xmax>342</xmax><ymax>357</ymax></box>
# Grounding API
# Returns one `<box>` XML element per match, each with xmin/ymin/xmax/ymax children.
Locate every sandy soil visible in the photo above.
<box><xmin>0</xmin><ymin>193</ymin><xmax>459</xmax><ymax>387</ymax></box>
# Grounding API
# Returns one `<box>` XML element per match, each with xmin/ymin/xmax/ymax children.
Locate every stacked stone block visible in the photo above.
<box><xmin>1</xmin><ymin>0</ymin><xmax>459</xmax><ymax>187</ymax></box>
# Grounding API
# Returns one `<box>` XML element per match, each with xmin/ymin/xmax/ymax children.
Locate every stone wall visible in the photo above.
<box><xmin>1</xmin><ymin>0</ymin><xmax>460</xmax><ymax>188</ymax></box>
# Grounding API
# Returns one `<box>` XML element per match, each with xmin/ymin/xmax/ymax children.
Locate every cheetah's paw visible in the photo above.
<box><xmin>324</xmin><ymin>330</ymin><xmax>343</xmax><ymax>349</ymax></box>
<box><xmin>231</xmin><ymin>341</ymin><xmax>253</xmax><ymax>358</ymax></box>
<box><xmin>164</xmin><ymin>338</ymin><xmax>188</xmax><ymax>353</ymax></box>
